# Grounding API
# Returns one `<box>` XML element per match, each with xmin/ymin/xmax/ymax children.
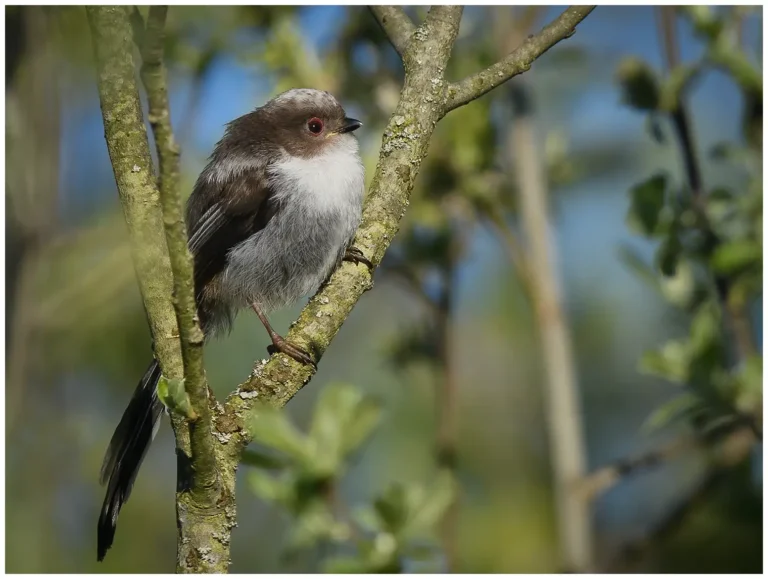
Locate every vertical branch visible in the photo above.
<box><xmin>138</xmin><ymin>5</ymin><xmax>217</xmax><ymax>492</ymax></box>
<box><xmin>657</xmin><ymin>7</ymin><xmax>758</xmax><ymax>410</ymax></box>
<box><xmin>490</xmin><ymin>7</ymin><xmax>592</xmax><ymax>571</ymax></box>
<box><xmin>6</xmin><ymin>6</ymin><xmax>62</xmax><ymax>430</ymax></box>
<box><xmin>86</xmin><ymin>5</ymin><xmax>181</xmax><ymax>373</ymax></box>
<box><xmin>505</xmin><ymin>83</ymin><xmax>592</xmax><ymax>572</ymax></box>
<box><xmin>658</xmin><ymin>8</ymin><xmax>703</xmax><ymax>199</ymax></box>
<box><xmin>434</xmin><ymin>221</ymin><xmax>466</xmax><ymax>572</ymax></box>
<box><xmin>87</xmin><ymin>7</ymin><xmax>232</xmax><ymax>572</ymax></box>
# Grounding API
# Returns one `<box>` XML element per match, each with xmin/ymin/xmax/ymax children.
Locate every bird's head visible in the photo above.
<box><xmin>260</xmin><ymin>88</ymin><xmax>362</xmax><ymax>158</ymax></box>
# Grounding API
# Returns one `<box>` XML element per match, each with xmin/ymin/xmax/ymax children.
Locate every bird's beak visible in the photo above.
<box><xmin>337</xmin><ymin>117</ymin><xmax>363</xmax><ymax>134</ymax></box>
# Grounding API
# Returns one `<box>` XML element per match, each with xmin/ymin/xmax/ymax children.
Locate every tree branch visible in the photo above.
<box><xmin>139</xmin><ymin>4</ymin><xmax>214</xmax><ymax>479</ymax></box>
<box><xmin>369</xmin><ymin>6</ymin><xmax>416</xmax><ymax>57</ymax></box>
<box><xmin>580</xmin><ymin>435</ymin><xmax>697</xmax><ymax>502</ymax></box>
<box><xmin>507</xmin><ymin>81</ymin><xmax>592</xmax><ymax>572</ymax></box>
<box><xmin>137</xmin><ymin>6</ymin><xmax>231</xmax><ymax>572</ymax></box>
<box><xmin>87</xmin><ymin>7</ymin><xmax>233</xmax><ymax>573</ymax></box>
<box><xmin>657</xmin><ymin>7</ymin><xmax>760</xmax><ymax>436</ymax></box>
<box><xmin>444</xmin><ymin>6</ymin><xmax>595</xmax><ymax>113</ymax></box>
<box><xmin>604</xmin><ymin>425</ymin><xmax>755</xmax><ymax>571</ymax></box>
<box><xmin>217</xmin><ymin>5</ymin><xmax>464</xmax><ymax>456</ymax></box>
<box><xmin>86</xmin><ymin>6</ymin><xmax>181</xmax><ymax>379</ymax></box>
<box><xmin>579</xmin><ymin>423</ymin><xmax>754</xmax><ymax>503</ymax></box>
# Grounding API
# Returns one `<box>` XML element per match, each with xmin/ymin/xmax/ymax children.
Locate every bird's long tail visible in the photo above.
<box><xmin>97</xmin><ymin>358</ymin><xmax>164</xmax><ymax>561</ymax></box>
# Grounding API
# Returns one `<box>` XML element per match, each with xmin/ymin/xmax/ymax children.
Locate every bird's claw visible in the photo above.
<box><xmin>343</xmin><ymin>246</ymin><xmax>374</xmax><ymax>272</ymax></box>
<box><xmin>267</xmin><ymin>336</ymin><xmax>316</xmax><ymax>369</ymax></box>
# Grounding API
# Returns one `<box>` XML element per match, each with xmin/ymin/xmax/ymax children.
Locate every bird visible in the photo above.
<box><xmin>97</xmin><ymin>88</ymin><xmax>370</xmax><ymax>561</ymax></box>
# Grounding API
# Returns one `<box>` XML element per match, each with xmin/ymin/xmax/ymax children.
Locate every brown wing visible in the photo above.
<box><xmin>185</xmin><ymin>169</ymin><xmax>279</xmax><ymax>309</ymax></box>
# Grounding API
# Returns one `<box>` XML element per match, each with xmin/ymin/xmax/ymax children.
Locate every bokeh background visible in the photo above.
<box><xmin>5</xmin><ymin>5</ymin><xmax>763</xmax><ymax>573</ymax></box>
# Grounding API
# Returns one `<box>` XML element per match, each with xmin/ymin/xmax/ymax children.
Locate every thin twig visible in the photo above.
<box><xmin>606</xmin><ymin>467</ymin><xmax>724</xmax><ymax>572</ymax></box>
<box><xmin>369</xmin><ymin>6</ymin><xmax>416</xmax><ymax>57</ymax></box>
<box><xmin>578</xmin><ymin>435</ymin><xmax>698</xmax><ymax>502</ymax></box>
<box><xmin>657</xmin><ymin>7</ymin><xmax>759</xmax><ymax>430</ymax></box>
<box><xmin>139</xmin><ymin>5</ymin><xmax>215</xmax><ymax>484</ymax></box>
<box><xmin>137</xmin><ymin>6</ymin><xmax>230</xmax><ymax>571</ymax></box>
<box><xmin>604</xmin><ymin>425</ymin><xmax>755</xmax><ymax>571</ymax></box>
<box><xmin>444</xmin><ymin>6</ymin><xmax>595</xmax><ymax>113</ymax></box>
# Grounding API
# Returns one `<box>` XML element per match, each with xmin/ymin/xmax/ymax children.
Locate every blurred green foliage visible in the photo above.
<box><xmin>246</xmin><ymin>383</ymin><xmax>455</xmax><ymax>572</ymax></box>
<box><xmin>5</xmin><ymin>5</ymin><xmax>762</xmax><ymax>574</ymax></box>
<box><xmin>618</xmin><ymin>8</ymin><xmax>762</xmax><ymax>437</ymax></box>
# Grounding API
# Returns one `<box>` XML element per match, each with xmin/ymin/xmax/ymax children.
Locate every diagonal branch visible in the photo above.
<box><xmin>604</xmin><ymin>425</ymin><xmax>755</xmax><ymax>571</ymax></box>
<box><xmin>444</xmin><ymin>6</ymin><xmax>595</xmax><ymax>113</ymax></box>
<box><xmin>579</xmin><ymin>423</ymin><xmax>754</xmax><ymax>503</ymax></box>
<box><xmin>217</xmin><ymin>5</ymin><xmax>464</xmax><ymax>456</ymax></box>
<box><xmin>369</xmin><ymin>5</ymin><xmax>416</xmax><ymax>57</ymax></box>
<box><xmin>579</xmin><ymin>435</ymin><xmax>697</xmax><ymax>502</ymax></box>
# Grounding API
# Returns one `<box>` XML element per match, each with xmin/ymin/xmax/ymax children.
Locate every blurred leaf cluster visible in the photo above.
<box><xmin>245</xmin><ymin>383</ymin><xmax>455</xmax><ymax>572</ymax></box>
<box><xmin>617</xmin><ymin>6</ymin><xmax>762</xmax><ymax>435</ymax></box>
<box><xmin>7</xmin><ymin>5</ymin><xmax>762</xmax><ymax>573</ymax></box>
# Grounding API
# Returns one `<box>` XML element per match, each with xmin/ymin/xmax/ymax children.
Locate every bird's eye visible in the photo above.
<box><xmin>307</xmin><ymin>118</ymin><xmax>324</xmax><ymax>134</ymax></box>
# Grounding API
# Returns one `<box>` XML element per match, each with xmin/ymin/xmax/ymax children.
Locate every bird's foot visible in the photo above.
<box><xmin>343</xmin><ymin>246</ymin><xmax>374</xmax><ymax>272</ymax></box>
<box><xmin>267</xmin><ymin>336</ymin><xmax>316</xmax><ymax>369</ymax></box>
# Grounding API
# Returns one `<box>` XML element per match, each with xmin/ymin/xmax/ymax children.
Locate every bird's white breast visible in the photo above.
<box><xmin>219</xmin><ymin>135</ymin><xmax>365</xmax><ymax>315</ymax></box>
<box><xmin>267</xmin><ymin>136</ymin><xmax>364</xmax><ymax>215</ymax></box>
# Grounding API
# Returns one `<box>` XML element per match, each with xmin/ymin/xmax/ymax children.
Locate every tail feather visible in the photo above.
<box><xmin>97</xmin><ymin>359</ymin><xmax>164</xmax><ymax>562</ymax></box>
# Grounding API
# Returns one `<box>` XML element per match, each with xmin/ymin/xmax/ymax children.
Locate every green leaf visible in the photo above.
<box><xmin>616</xmin><ymin>57</ymin><xmax>660</xmax><ymax>111</ymax></box>
<box><xmin>711</xmin><ymin>239</ymin><xmax>762</xmax><ymax>274</ymax></box>
<box><xmin>658</xmin><ymin>259</ymin><xmax>696</xmax><ymax>309</ymax></box>
<box><xmin>286</xmin><ymin>501</ymin><xmax>348</xmax><ymax>550</ymax></box>
<box><xmin>627</xmin><ymin>175</ymin><xmax>667</xmax><ymax>236</ymax></box>
<box><xmin>658</xmin><ymin>63</ymin><xmax>702</xmax><ymax>112</ymax></box>
<box><xmin>639</xmin><ymin>340</ymin><xmax>691</xmax><ymax>383</ymax></box>
<box><xmin>241</xmin><ymin>448</ymin><xmax>287</xmax><ymax>470</ymax></box>
<box><xmin>246</xmin><ymin>404</ymin><xmax>312</xmax><ymax>465</ymax></box>
<box><xmin>617</xmin><ymin>245</ymin><xmax>662</xmax><ymax>293</ymax></box>
<box><xmin>655</xmin><ymin>231</ymin><xmax>682</xmax><ymax>276</ymax></box>
<box><xmin>323</xmin><ymin>556</ymin><xmax>375</xmax><ymax>574</ymax></box>
<box><xmin>641</xmin><ymin>393</ymin><xmax>701</xmax><ymax>433</ymax></box>
<box><xmin>248</xmin><ymin>470</ymin><xmax>292</xmax><ymax>505</ymax></box>
<box><xmin>352</xmin><ymin>506</ymin><xmax>385</xmax><ymax>534</ymax></box>
<box><xmin>689</xmin><ymin>301</ymin><xmax>721</xmax><ymax>357</ymax></box>
<box><xmin>341</xmin><ymin>397</ymin><xmax>382</xmax><ymax>456</ymax></box>
<box><xmin>374</xmin><ymin>483</ymin><xmax>410</xmax><ymax>534</ymax></box>
<box><xmin>307</xmin><ymin>383</ymin><xmax>382</xmax><ymax>477</ymax></box>
<box><xmin>734</xmin><ymin>355</ymin><xmax>763</xmax><ymax>414</ymax></box>
<box><xmin>408</xmin><ymin>470</ymin><xmax>457</xmax><ymax>534</ymax></box>
<box><xmin>156</xmin><ymin>375</ymin><xmax>196</xmax><ymax>420</ymax></box>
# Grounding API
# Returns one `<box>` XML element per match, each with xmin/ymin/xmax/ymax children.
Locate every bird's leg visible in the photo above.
<box><xmin>251</xmin><ymin>303</ymin><xmax>315</xmax><ymax>368</ymax></box>
<box><xmin>343</xmin><ymin>246</ymin><xmax>374</xmax><ymax>272</ymax></box>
